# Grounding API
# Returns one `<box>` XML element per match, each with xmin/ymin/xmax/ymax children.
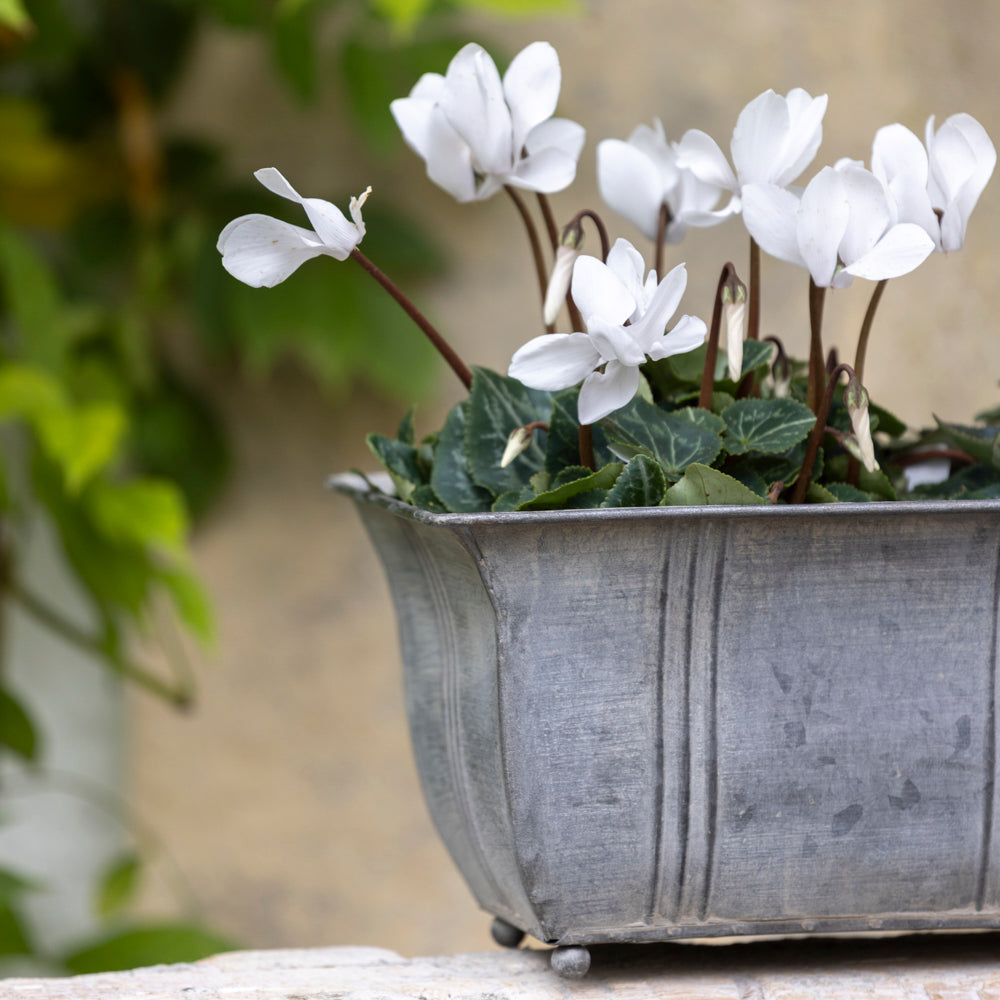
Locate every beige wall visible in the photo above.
<box><xmin>134</xmin><ymin>0</ymin><xmax>1000</xmax><ymax>957</ymax></box>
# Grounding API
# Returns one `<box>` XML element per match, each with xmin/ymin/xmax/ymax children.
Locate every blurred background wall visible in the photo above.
<box><xmin>1</xmin><ymin>0</ymin><xmax>998</xmax><ymax>971</ymax></box>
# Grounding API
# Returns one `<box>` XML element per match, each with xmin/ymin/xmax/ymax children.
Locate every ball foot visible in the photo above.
<box><xmin>490</xmin><ymin>916</ymin><xmax>525</xmax><ymax>949</ymax></box>
<box><xmin>550</xmin><ymin>945</ymin><xmax>591</xmax><ymax>979</ymax></box>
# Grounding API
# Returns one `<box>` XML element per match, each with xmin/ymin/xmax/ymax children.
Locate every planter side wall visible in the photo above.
<box><xmin>354</xmin><ymin>502</ymin><xmax>542</xmax><ymax>936</ymax></box>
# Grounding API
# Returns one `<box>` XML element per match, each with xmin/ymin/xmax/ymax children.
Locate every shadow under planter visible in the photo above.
<box><xmin>332</xmin><ymin>475</ymin><xmax>1000</xmax><ymax>977</ymax></box>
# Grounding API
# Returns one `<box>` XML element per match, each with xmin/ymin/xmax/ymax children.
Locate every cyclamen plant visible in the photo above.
<box><xmin>219</xmin><ymin>41</ymin><xmax>998</xmax><ymax>512</ymax></box>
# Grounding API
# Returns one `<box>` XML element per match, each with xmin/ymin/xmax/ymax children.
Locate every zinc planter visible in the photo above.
<box><xmin>333</xmin><ymin>474</ymin><xmax>1000</xmax><ymax>976</ymax></box>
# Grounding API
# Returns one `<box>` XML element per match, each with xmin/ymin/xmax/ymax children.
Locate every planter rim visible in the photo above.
<box><xmin>328</xmin><ymin>471</ymin><xmax>1000</xmax><ymax>527</ymax></box>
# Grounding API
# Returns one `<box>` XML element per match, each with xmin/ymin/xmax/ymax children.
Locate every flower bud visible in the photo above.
<box><xmin>723</xmin><ymin>272</ymin><xmax>748</xmax><ymax>382</ymax></box>
<box><xmin>543</xmin><ymin>227</ymin><xmax>583</xmax><ymax>326</ymax></box>
<box><xmin>501</xmin><ymin>424</ymin><xmax>535</xmax><ymax>468</ymax></box>
<box><xmin>844</xmin><ymin>375</ymin><xmax>878</xmax><ymax>473</ymax></box>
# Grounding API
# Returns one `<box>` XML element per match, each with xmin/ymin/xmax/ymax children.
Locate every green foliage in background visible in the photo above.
<box><xmin>0</xmin><ymin>0</ymin><xmax>575</xmax><ymax>977</ymax></box>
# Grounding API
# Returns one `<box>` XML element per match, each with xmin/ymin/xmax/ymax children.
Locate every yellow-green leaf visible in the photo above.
<box><xmin>87</xmin><ymin>479</ymin><xmax>189</xmax><ymax>553</ymax></box>
<box><xmin>0</xmin><ymin>0</ymin><xmax>32</xmax><ymax>34</ymax></box>
<box><xmin>96</xmin><ymin>854</ymin><xmax>142</xmax><ymax>921</ymax></box>
<box><xmin>37</xmin><ymin>403</ymin><xmax>126</xmax><ymax>493</ymax></box>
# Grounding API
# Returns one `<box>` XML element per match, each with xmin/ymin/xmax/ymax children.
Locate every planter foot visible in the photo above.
<box><xmin>550</xmin><ymin>945</ymin><xmax>590</xmax><ymax>979</ymax></box>
<box><xmin>489</xmin><ymin>917</ymin><xmax>525</xmax><ymax>949</ymax></box>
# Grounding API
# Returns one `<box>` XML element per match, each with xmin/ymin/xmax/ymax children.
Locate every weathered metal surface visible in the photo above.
<box><xmin>332</xmin><ymin>475</ymin><xmax>1000</xmax><ymax>948</ymax></box>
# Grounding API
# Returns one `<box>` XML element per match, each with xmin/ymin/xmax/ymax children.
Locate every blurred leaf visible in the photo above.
<box><xmin>0</xmin><ymin>0</ymin><xmax>32</xmax><ymax>33</ymax></box>
<box><xmin>155</xmin><ymin>567</ymin><xmax>215</xmax><ymax>645</ymax></box>
<box><xmin>86</xmin><ymin>478</ymin><xmax>189</xmax><ymax>553</ymax></box>
<box><xmin>0</xmin><ymin>902</ymin><xmax>32</xmax><ymax>957</ymax></box>
<box><xmin>95</xmin><ymin>854</ymin><xmax>142</xmax><ymax>921</ymax></box>
<box><xmin>63</xmin><ymin>923</ymin><xmax>236</xmax><ymax>974</ymax></box>
<box><xmin>272</xmin><ymin>4</ymin><xmax>319</xmax><ymax>102</ymax></box>
<box><xmin>370</xmin><ymin>0</ymin><xmax>435</xmax><ymax>31</ymax></box>
<box><xmin>339</xmin><ymin>35</ymin><xmax>474</xmax><ymax>156</ymax></box>
<box><xmin>459</xmin><ymin>0</ymin><xmax>578</xmax><ymax>11</ymax></box>
<box><xmin>37</xmin><ymin>402</ymin><xmax>126</xmax><ymax>493</ymax></box>
<box><xmin>0</xmin><ymin>689</ymin><xmax>39</xmax><ymax>762</ymax></box>
<box><xmin>0</xmin><ymin>364</ymin><xmax>65</xmax><ymax>421</ymax></box>
<box><xmin>0</xmin><ymin>868</ymin><xmax>42</xmax><ymax>902</ymax></box>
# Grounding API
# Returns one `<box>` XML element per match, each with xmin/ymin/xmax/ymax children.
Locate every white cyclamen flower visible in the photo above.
<box><xmin>676</xmin><ymin>87</ymin><xmax>828</xmax><ymax>218</ymax></box>
<box><xmin>218</xmin><ymin>168</ymin><xmax>369</xmax><ymax>288</ymax></box>
<box><xmin>742</xmin><ymin>163</ymin><xmax>935</xmax><ymax>288</ymax></box>
<box><xmin>390</xmin><ymin>41</ymin><xmax>585</xmax><ymax>203</ymax></box>
<box><xmin>509</xmin><ymin>239</ymin><xmax>707</xmax><ymax>424</ymax></box>
<box><xmin>872</xmin><ymin>113</ymin><xmax>996</xmax><ymax>252</ymax></box>
<box><xmin>597</xmin><ymin>119</ymin><xmax>734</xmax><ymax>241</ymax></box>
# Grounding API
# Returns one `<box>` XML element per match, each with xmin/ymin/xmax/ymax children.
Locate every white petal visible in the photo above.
<box><xmin>543</xmin><ymin>246</ymin><xmax>578</xmax><ymax>325</ymax></box>
<box><xmin>507</xmin><ymin>146</ymin><xmax>579</xmax><ymax>194</ymax></box>
<box><xmin>837</xmin><ymin>164</ymin><xmax>892</xmax><ymax>266</ymax></box>
<box><xmin>440</xmin><ymin>43</ymin><xmax>512</xmax><ymax>176</ymax></box>
<box><xmin>218</xmin><ymin>215</ymin><xmax>324</xmax><ymax>287</ymax></box>
<box><xmin>508</xmin><ymin>332</ymin><xmax>600</xmax><ymax>390</ymax></box>
<box><xmin>871</xmin><ymin>123</ymin><xmax>938</xmax><ymax>237</ymax></box>
<box><xmin>647</xmin><ymin>314</ymin><xmax>708</xmax><ymax>362</ymax></box>
<box><xmin>843</xmin><ymin>223</ymin><xmax>934</xmax><ymax>280</ymax></box>
<box><xmin>797</xmin><ymin>168</ymin><xmax>850</xmax><ymax>287</ymax></box>
<box><xmin>933</xmin><ymin>113</ymin><xmax>997</xmax><ymax>251</ymax></box>
<box><xmin>588</xmin><ymin>319</ymin><xmax>647</xmax><ymax>367</ymax></box>
<box><xmin>503</xmin><ymin>41</ymin><xmax>561</xmax><ymax>153</ymax></box>
<box><xmin>731</xmin><ymin>89</ymin><xmax>790</xmax><ymax>186</ymax></box>
<box><xmin>571</xmin><ymin>255</ymin><xmax>635</xmax><ymax>326</ymax></box>
<box><xmin>254</xmin><ymin>167</ymin><xmax>303</xmax><ymax>203</ymax></box>
<box><xmin>741</xmin><ymin>183</ymin><xmax>805</xmax><ymax>269</ymax></box>
<box><xmin>772</xmin><ymin>90</ymin><xmax>827</xmax><ymax>186</ymax></box>
<box><xmin>628</xmin><ymin>262</ymin><xmax>687</xmax><ymax>350</ymax></box>
<box><xmin>597</xmin><ymin>139</ymin><xmax>665</xmax><ymax>240</ymax></box>
<box><xmin>578</xmin><ymin>361</ymin><xmax>641</xmax><ymax>424</ymax></box>
<box><xmin>391</xmin><ymin>95</ymin><xmax>441</xmax><ymax>162</ymax></box>
<box><xmin>675</xmin><ymin>129</ymin><xmax>739</xmax><ymax>191</ymax></box>
<box><xmin>525</xmin><ymin>117</ymin><xmax>586</xmax><ymax>160</ymax></box>
<box><xmin>413</xmin><ymin>104</ymin><xmax>478</xmax><ymax>202</ymax></box>
<box><xmin>604</xmin><ymin>238</ymin><xmax>648</xmax><ymax>308</ymax></box>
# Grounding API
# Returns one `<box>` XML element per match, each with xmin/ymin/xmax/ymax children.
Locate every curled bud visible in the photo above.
<box><xmin>543</xmin><ymin>244</ymin><xmax>581</xmax><ymax>325</ymax></box>
<box><xmin>501</xmin><ymin>424</ymin><xmax>536</xmax><ymax>468</ymax></box>
<box><xmin>844</xmin><ymin>376</ymin><xmax>877</xmax><ymax>473</ymax></box>
<box><xmin>722</xmin><ymin>272</ymin><xmax>748</xmax><ymax>382</ymax></box>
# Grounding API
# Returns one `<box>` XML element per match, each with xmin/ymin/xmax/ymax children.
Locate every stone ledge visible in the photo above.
<box><xmin>4</xmin><ymin>934</ymin><xmax>1000</xmax><ymax>999</ymax></box>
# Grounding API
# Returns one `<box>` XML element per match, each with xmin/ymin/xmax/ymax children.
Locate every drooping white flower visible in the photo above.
<box><xmin>390</xmin><ymin>41</ymin><xmax>585</xmax><ymax>203</ymax></box>
<box><xmin>676</xmin><ymin>87</ymin><xmax>828</xmax><ymax>218</ymax></box>
<box><xmin>844</xmin><ymin>376</ymin><xmax>878</xmax><ymax>474</ymax></box>
<box><xmin>509</xmin><ymin>239</ymin><xmax>707</xmax><ymax>424</ymax></box>
<box><xmin>596</xmin><ymin>120</ymin><xmax>734</xmax><ymax>242</ymax></box>
<box><xmin>742</xmin><ymin>163</ymin><xmax>935</xmax><ymax>288</ymax></box>
<box><xmin>218</xmin><ymin>168</ymin><xmax>369</xmax><ymax>288</ymax></box>
<box><xmin>872</xmin><ymin>113</ymin><xmax>996</xmax><ymax>252</ymax></box>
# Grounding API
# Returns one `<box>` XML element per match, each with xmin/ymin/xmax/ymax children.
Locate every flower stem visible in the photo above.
<box><xmin>504</xmin><ymin>185</ymin><xmax>553</xmax><ymax>332</ymax></box>
<box><xmin>748</xmin><ymin>236</ymin><xmax>761</xmax><ymax>341</ymax></box>
<box><xmin>579</xmin><ymin>422</ymin><xmax>595</xmax><ymax>471</ymax></box>
<box><xmin>350</xmin><ymin>248</ymin><xmax>473</xmax><ymax>391</ymax></box>
<box><xmin>853</xmin><ymin>278</ymin><xmax>888</xmax><ymax>383</ymax></box>
<box><xmin>537</xmin><ymin>194</ymin><xmax>559</xmax><ymax>251</ymax></box>
<box><xmin>655</xmin><ymin>203</ymin><xmax>673</xmax><ymax>280</ymax></box>
<box><xmin>790</xmin><ymin>362</ymin><xmax>858</xmax><ymax>504</ymax></box>
<box><xmin>698</xmin><ymin>262</ymin><xmax>738</xmax><ymax>410</ymax></box>
<box><xmin>806</xmin><ymin>279</ymin><xmax>827</xmax><ymax>413</ymax></box>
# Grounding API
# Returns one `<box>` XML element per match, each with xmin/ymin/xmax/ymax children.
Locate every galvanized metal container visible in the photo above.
<box><xmin>333</xmin><ymin>475</ymin><xmax>1000</xmax><ymax>954</ymax></box>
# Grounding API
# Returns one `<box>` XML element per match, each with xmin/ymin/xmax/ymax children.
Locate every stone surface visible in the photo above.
<box><xmin>6</xmin><ymin>936</ymin><xmax>1000</xmax><ymax>999</ymax></box>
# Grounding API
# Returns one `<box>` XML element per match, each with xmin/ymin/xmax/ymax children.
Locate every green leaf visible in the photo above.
<box><xmin>664</xmin><ymin>464</ymin><xmax>769</xmax><ymax>506</ymax></box>
<box><xmin>272</xmin><ymin>3</ymin><xmax>318</xmax><ymax>101</ymax></box>
<box><xmin>868</xmin><ymin>402</ymin><xmax>908</xmax><ymax>438</ymax></box>
<box><xmin>934</xmin><ymin>418</ymin><xmax>1000</xmax><ymax>467</ymax></box>
<box><xmin>429</xmin><ymin>402</ymin><xmax>493</xmax><ymax>513</ymax></box>
<box><xmin>0</xmin><ymin>867</ymin><xmax>42</xmax><ymax>902</ymax></box>
<box><xmin>0</xmin><ymin>364</ymin><xmax>65</xmax><ymax>421</ymax></box>
<box><xmin>0</xmin><ymin>902</ymin><xmax>32</xmax><ymax>957</ymax></box>
<box><xmin>823</xmin><ymin>482</ymin><xmax>875</xmax><ymax>502</ymax></box>
<box><xmin>396</xmin><ymin>407</ymin><xmax>416</xmax><ymax>446</ymax></box>
<box><xmin>63</xmin><ymin>923</ymin><xmax>237</xmax><ymax>975</ymax></box>
<box><xmin>86</xmin><ymin>479</ymin><xmax>189</xmax><ymax>553</ymax></box>
<box><xmin>37</xmin><ymin>403</ymin><xmax>126</xmax><ymax>494</ymax></box>
<box><xmin>156</xmin><ymin>567</ymin><xmax>215</xmax><ymax>645</ymax></box>
<box><xmin>602</xmin><ymin>455</ymin><xmax>668</xmax><ymax>508</ymax></box>
<box><xmin>824</xmin><ymin>455</ymin><xmax>898</xmax><ymax>500</ymax></box>
<box><xmin>492</xmin><ymin>488</ymin><xmax>532</xmax><ymax>512</ymax></box>
<box><xmin>602</xmin><ymin>397</ymin><xmax>723</xmax><ymax>480</ymax></box>
<box><xmin>544</xmin><ymin>388</ymin><xmax>611</xmax><ymax>474</ymax></box>
<box><xmin>805</xmin><ymin>482</ymin><xmax>840</xmax><ymax>503</ymax></box>
<box><xmin>722</xmin><ymin>398</ymin><xmax>816</xmax><ymax>455</ymax></box>
<box><xmin>672</xmin><ymin>405</ymin><xmax>726</xmax><ymax>435</ymax></box>
<box><xmin>464</xmin><ymin>368</ymin><xmax>552</xmax><ymax>495</ymax></box>
<box><xmin>0</xmin><ymin>0</ymin><xmax>32</xmax><ymax>32</ymax></box>
<box><xmin>95</xmin><ymin>854</ymin><xmax>142</xmax><ymax>921</ymax></box>
<box><xmin>409</xmin><ymin>484</ymin><xmax>448</xmax><ymax>513</ymax></box>
<box><xmin>0</xmin><ymin>688</ymin><xmax>39</xmax><ymax>762</ymax></box>
<box><xmin>517</xmin><ymin>463</ymin><xmax>622</xmax><ymax>510</ymax></box>
<box><xmin>365</xmin><ymin>432</ymin><xmax>427</xmax><ymax>503</ymax></box>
